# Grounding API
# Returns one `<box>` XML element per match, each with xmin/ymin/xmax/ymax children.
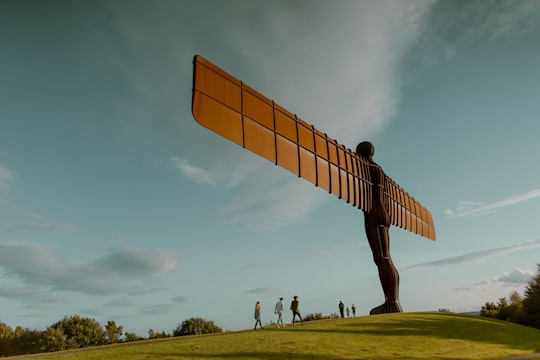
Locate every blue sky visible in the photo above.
<box><xmin>1</xmin><ymin>0</ymin><xmax>540</xmax><ymax>336</ymax></box>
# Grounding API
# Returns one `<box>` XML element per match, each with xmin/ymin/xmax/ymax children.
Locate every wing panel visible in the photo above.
<box><xmin>242</xmin><ymin>88</ymin><xmax>274</xmax><ymax>130</ymax></box>
<box><xmin>385</xmin><ymin>178</ymin><xmax>436</xmax><ymax>240</ymax></box>
<box><xmin>299</xmin><ymin>147</ymin><xmax>317</xmax><ymax>185</ymax></box>
<box><xmin>275</xmin><ymin>110</ymin><xmax>297</xmax><ymax>143</ymax></box>
<box><xmin>244</xmin><ymin>117</ymin><xmax>276</xmax><ymax>163</ymax></box>
<box><xmin>314</xmin><ymin>132</ymin><xmax>328</xmax><ymax>158</ymax></box>
<box><xmin>276</xmin><ymin>135</ymin><xmax>299</xmax><ymax>175</ymax></box>
<box><xmin>192</xmin><ymin>92</ymin><xmax>243</xmax><ymax>146</ymax></box>
<box><xmin>329</xmin><ymin>163</ymin><xmax>341</xmax><ymax>198</ymax></box>
<box><xmin>298</xmin><ymin>123</ymin><xmax>315</xmax><ymax>153</ymax></box>
<box><xmin>316</xmin><ymin>155</ymin><xmax>330</xmax><ymax>192</ymax></box>
<box><xmin>193</xmin><ymin>57</ymin><xmax>241</xmax><ymax>112</ymax></box>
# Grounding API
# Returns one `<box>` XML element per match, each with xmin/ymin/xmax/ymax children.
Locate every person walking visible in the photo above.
<box><xmin>339</xmin><ymin>300</ymin><xmax>345</xmax><ymax>318</ymax></box>
<box><xmin>254</xmin><ymin>301</ymin><xmax>263</xmax><ymax>330</ymax></box>
<box><xmin>274</xmin><ymin>297</ymin><xmax>285</xmax><ymax>328</ymax></box>
<box><xmin>352</xmin><ymin>304</ymin><xmax>356</xmax><ymax>317</ymax></box>
<box><xmin>290</xmin><ymin>295</ymin><xmax>304</xmax><ymax>326</ymax></box>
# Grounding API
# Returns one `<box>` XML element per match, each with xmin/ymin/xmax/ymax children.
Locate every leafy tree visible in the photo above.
<box><xmin>480</xmin><ymin>301</ymin><xmax>500</xmax><ymax>319</ymax></box>
<box><xmin>9</xmin><ymin>327</ymin><xmax>42</xmax><ymax>355</ymax></box>
<box><xmin>507</xmin><ymin>291</ymin><xmax>524</xmax><ymax>324</ymax></box>
<box><xmin>0</xmin><ymin>322</ymin><xmax>14</xmax><ymax>357</ymax></box>
<box><xmin>0</xmin><ymin>321</ymin><xmax>13</xmax><ymax>339</ymax></box>
<box><xmin>105</xmin><ymin>320</ymin><xmax>123</xmax><ymax>344</ymax></box>
<box><xmin>148</xmin><ymin>328</ymin><xmax>169</xmax><ymax>339</ymax></box>
<box><xmin>41</xmin><ymin>326</ymin><xmax>71</xmax><ymax>352</ymax></box>
<box><xmin>51</xmin><ymin>315</ymin><xmax>107</xmax><ymax>348</ymax></box>
<box><xmin>173</xmin><ymin>317</ymin><xmax>223</xmax><ymax>336</ymax></box>
<box><xmin>123</xmin><ymin>332</ymin><xmax>142</xmax><ymax>342</ymax></box>
<box><xmin>522</xmin><ymin>263</ymin><xmax>540</xmax><ymax>328</ymax></box>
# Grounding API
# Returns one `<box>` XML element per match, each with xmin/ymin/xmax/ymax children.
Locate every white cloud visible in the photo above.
<box><xmin>0</xmin><ymin>242</ymin><xmax>178</xmax><ymax>298</ymax></box>
<box><xmin>170</xmin><ymin>156</ymin><xmax>216</xmax><ymax>185</ymax></box>
<box><xmin>452</xmin><ymin>268</ymin><xmax>533</xmax><ymax>293</ymax></box>
<box><xmin>494</xmin><ymin>268</ymin><xmax>533</xmax><ymax>286</ymax></box>
<box><xmin>96</xmin><ymin>247</ymin><xmax>177</xmax><ymax>277</ymax></box>
<box><xmin>0</xmin><ymin>165</ymin><xmax>16</xmax><ymax>189</ymax></box>
<box><xmin>445</xmin><ymin>189</ymin><xmax>540</xmax><ymax>218</ymax></box>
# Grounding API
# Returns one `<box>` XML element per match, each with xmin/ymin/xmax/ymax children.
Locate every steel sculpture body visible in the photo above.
<box><xmin>191</xmin><ymin>55</ymin><xmax>436</xmax><ymax>314</ymax></box>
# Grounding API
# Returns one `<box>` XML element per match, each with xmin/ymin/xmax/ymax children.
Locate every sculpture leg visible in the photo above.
<box><xmin>365</xmin><ymin>225</ymin><xmax>403</xmax><ymax>314</ymax></box>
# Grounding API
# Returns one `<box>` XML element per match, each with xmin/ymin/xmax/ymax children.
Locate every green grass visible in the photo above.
<box><xmin>11</xmin><ymin>312</ymin><xmax>540</xmax><ymax>360</ymax></box>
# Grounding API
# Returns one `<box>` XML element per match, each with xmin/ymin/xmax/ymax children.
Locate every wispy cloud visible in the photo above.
<box><xmin>412</xmin><ymin>1</ymin><xmax>540</xmax><ymax>68</ymax></box>
<box><xmin>0</xmin><ymin>165</ymin><xmax>16</xmax><ymax>215</ymax></box>
<box><xmin>219</xmin><ymin>169</ymin><xmax>326</xmax><ymax>231</ymax></box>
<box><xmin>303</xmin><ymin>240</ymin><xmax>368</xmax><ymax>259</ymax></box>
<box><xmin>0</xmin><ymin>242</ymin><xmax>178</xmax><ymax>298</ymax></box>
<box><xmin>0</xmin><ymin>165</ymin><xmax>16</xmax><ymax>189</ymax></box>
<box><xmin>0</xmin><ymin>222</ymin><xmax>77</xmax><ymax>234</ymax></box>
<box><xmin>245</xmin><ymin>287</ymin><xmax>279</xmax><ymax>296</ymax></box>
<box><xmin>139</xmin><ymin>303</ymin><xmax>184</xmax><ymax>315</ymax></box>
<box><xmin>170</xmin><ymin>156</ymin><xmax>216</xmax><ymax>185</ymax></box>
<box><xmin>172</xmin><ymin>295</ymin><xmax>193</xmax><ymax>303</ymax></box>
<box><xmin>406</xmin><ymin>238</ymin><xmax>540</xmax><ymax>269</ymax></box>
<box><xmin>444</xmin><ymin>189</ymin><xmax>540</xmax><ymax>218</ymax></box>
<box><xmin>452</xmin><ymin>268</ymin><xmax>534</xmax><ymax>292</ymax></box>
<box><xmin>0</xmin><ymin>286</ymin><xmax>69</xmax><ymax>308</ymax></box>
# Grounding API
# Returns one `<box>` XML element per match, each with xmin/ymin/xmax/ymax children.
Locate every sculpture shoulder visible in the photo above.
<box><xmin>368</xmin><ymin>161</ymin><xmax>386</xmax><ymax>185</ymax></box>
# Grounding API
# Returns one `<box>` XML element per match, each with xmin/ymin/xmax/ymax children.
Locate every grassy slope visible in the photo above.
<box><xmin>11</xmin><ymin>312</ymin><xmax>540</xmax><ymax>360</ymax></box>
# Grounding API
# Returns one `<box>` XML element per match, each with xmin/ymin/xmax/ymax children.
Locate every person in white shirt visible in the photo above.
<box><xmin>274</xmin><ymin>297</ymin><xmax>284</xmax><ymax>328</ymax></box>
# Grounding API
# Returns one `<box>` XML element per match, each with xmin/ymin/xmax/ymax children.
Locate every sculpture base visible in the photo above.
<box><xmin>370</xmin><ymin>301</ymin><xmax>403</xmax><ymax>315</ymax></box>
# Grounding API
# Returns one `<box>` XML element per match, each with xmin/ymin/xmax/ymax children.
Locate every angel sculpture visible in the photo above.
<box><xmin>191</xmin><ymin>55</ymin><xmax>436</xmax><ymax>314</ymax></box>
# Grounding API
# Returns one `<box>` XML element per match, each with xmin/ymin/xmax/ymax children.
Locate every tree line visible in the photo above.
<box><xmin>2</xmin><ymin>264</ymin><xmax>538</xmax><ymax>357</ymax></box>
<box><xmin>0</xmin><ymin>315</ymin><xmax>222</xmax><ymax>357</ymax></box>
<box><xmin>480</xmin><ymin>263</ymin><xmax>540</xmax><ymax>329</ymax></box>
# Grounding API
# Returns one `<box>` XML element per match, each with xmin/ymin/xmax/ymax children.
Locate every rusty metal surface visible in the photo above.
<box><xmin>191</xmin><ymin>55</ymin><xmax>435</xmax><ymax>241</ymax></box>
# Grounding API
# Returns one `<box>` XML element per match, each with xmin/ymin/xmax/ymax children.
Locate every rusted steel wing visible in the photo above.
<box><xmin>191</xmin><ymin>55</ymin><xmax>436</xmax><ymax>241</ymax></box>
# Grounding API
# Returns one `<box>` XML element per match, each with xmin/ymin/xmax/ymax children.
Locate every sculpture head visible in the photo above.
<box><xmin>356</xmin><ymin>141</ymin><xmax>374</xmax><ymax>160</ymax></box>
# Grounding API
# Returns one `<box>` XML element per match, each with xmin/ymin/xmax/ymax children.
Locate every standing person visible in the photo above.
<box><xmin>290</xmin><ymin>295</ymin><xmax>304</xmax><ymax>326</ymax></box>
<box><xmin>352</xmin><ymin>304</ymin><xmax>356</xmax><ymax>317</ymax></box>
<box><xmin>339</xmin><ymin>301</ymin><xmax>345</xmax><ymax>318</ymax></box>
<box><xmin>274</xmin><ymin>297</ymin><xmax>285</xmax><ymax>328</ymax></box>
<box><xmin>254</xmin><ymin>301</ymin><xmax>263</xmax><ymax>330</ymax></box>
<box><xmin>346</xmin><ymin>307</ymin><xmax>350</xmax><ymax>318</ymax></box>
<box><xmin>356</xmin><ymin>141</ymin><xmax>403</xmax><ymax>315</ymax></box>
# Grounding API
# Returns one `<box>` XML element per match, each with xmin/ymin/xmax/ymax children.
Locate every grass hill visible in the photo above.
<box><xmin>10</xmin><ymin>312</ymin><xmax>540</xmax><ymax>360</ymax></box>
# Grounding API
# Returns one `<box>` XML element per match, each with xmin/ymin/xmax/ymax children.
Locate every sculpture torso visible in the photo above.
<box><xmin>364</xmin><ymin>160</ymin><xmax>391</xmax><ymax>227</ymax></box>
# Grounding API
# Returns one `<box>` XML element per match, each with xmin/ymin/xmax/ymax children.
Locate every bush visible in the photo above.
<box><xmin>173</xmin><ymin>317</ymin><xmax>222</xmax><ymax>336</ymax></box>
<box><xmin>50</xmin><ymin>315</ymin><xmax>107</xmax><ymax>349</ymax></box>
<box><xmin>303</xmin><ymin>313</ymin><xmax>331</xmax><ymax>322</ymax></box>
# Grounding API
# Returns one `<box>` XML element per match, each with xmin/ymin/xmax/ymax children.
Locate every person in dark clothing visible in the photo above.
<box><xmin>290</xmin><ymin>295</ymin><xmax>304</xmax><ymax>325</ymax></box>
